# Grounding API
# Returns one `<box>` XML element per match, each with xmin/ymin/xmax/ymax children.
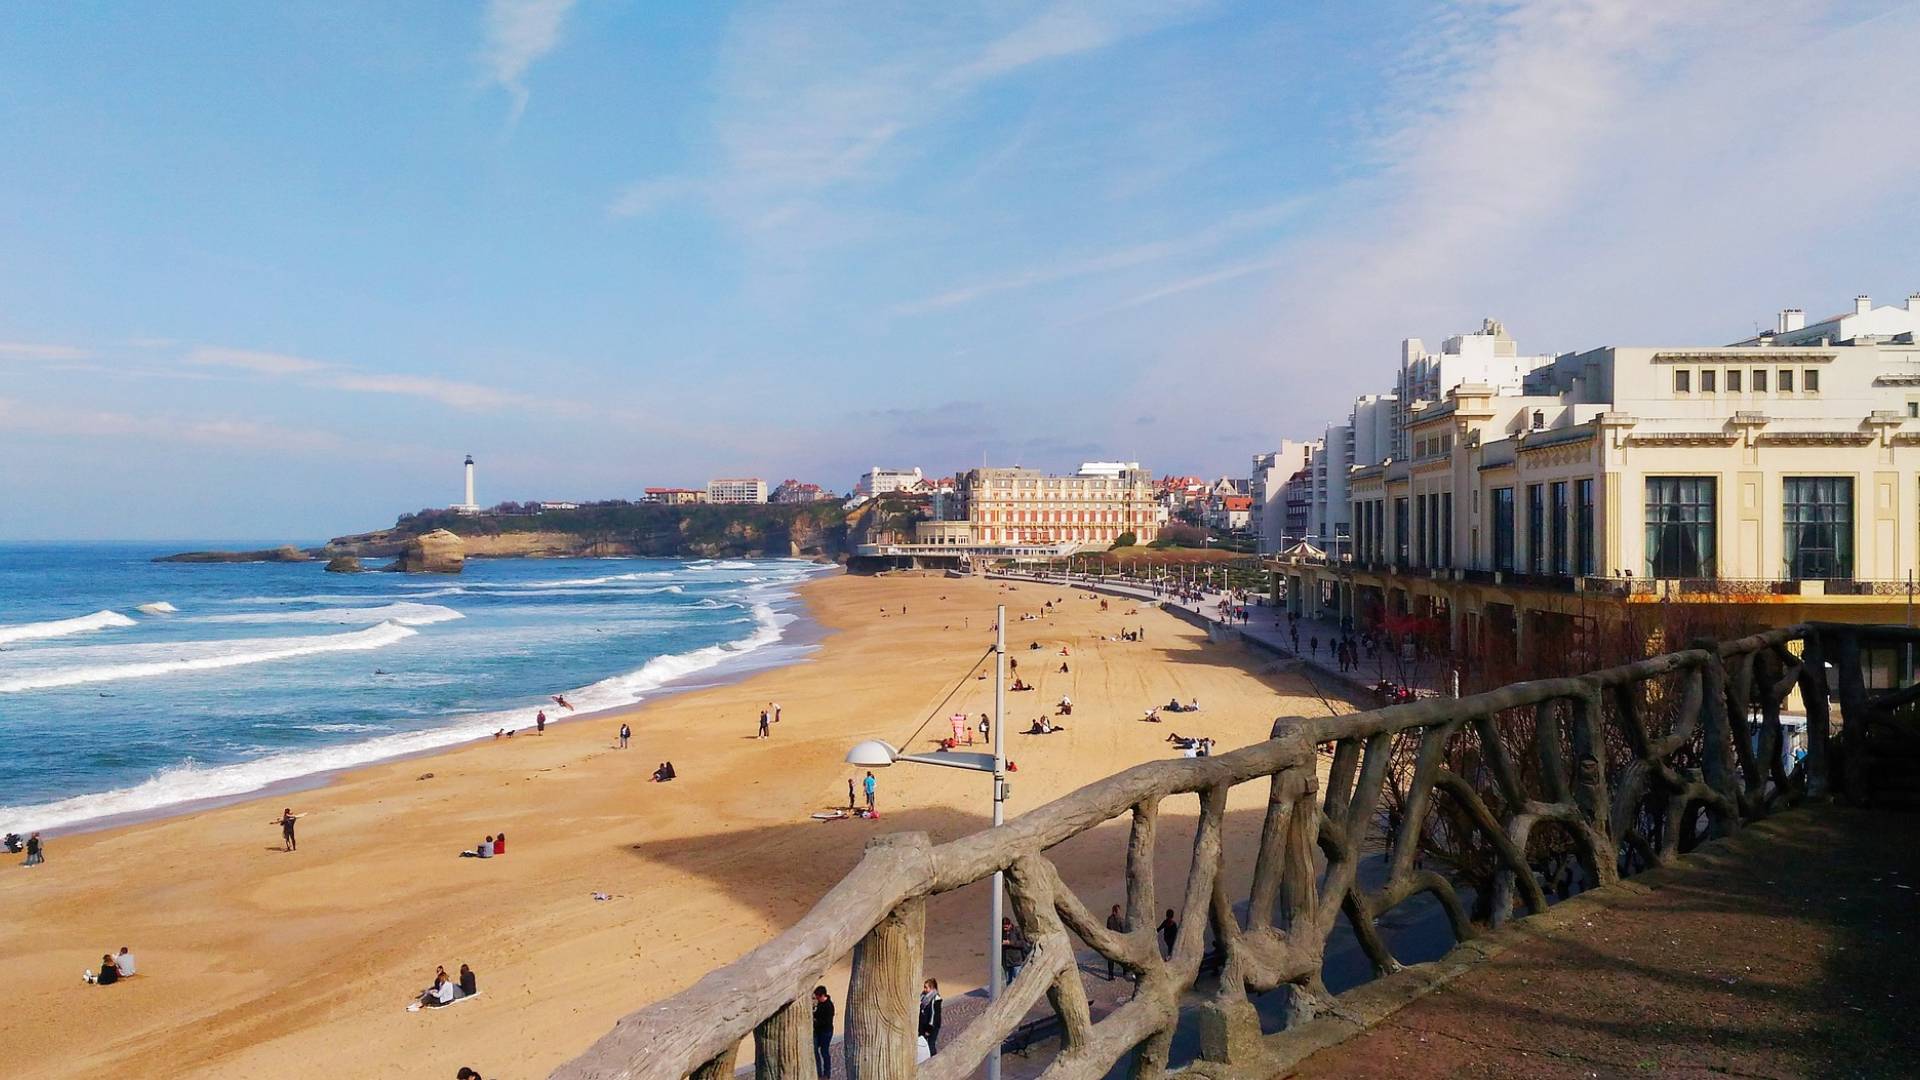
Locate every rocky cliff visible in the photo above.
<box><xmin>388</xmin><ymin>529</ymin><xmax>466</xmax><ymax>573</ymax></box>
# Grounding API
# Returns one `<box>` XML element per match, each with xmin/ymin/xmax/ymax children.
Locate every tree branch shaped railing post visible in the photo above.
<box><xmin>551</xmin><ymin>621</ymin><xmax>1890</xmax><ymax>1080</ymax></box>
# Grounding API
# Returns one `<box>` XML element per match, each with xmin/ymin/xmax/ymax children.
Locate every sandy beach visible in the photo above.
<box><xmin>0</xmin><ymin>573</ymin><xmax>1351</xmax><ymax>1079</ymax></box>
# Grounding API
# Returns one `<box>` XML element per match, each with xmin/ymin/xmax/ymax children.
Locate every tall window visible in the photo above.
<box><xmin>1701</xmin><ymin>369</ymin><xmax>1717</xmax><ymax>393</ymax></box>
<box><xmin>1527</xmin><ymin>484</ymin><xmax>1546</xmax><ymax>574</ymax></box>
<box><xmin>1576</xmin><ymin>479</ymin><xmax>1596</xmax><ymax>576</ymax></box>
<box><xmin>1726</xmin><ymin>369</ymin><xmax>1742</xmax><ymax>393</ymax></box>
<box><xmin>1753</xmin><ymin>369</ymin><xmax>1768</xmax><ymax>392</ymax></box>
<box><xmin>1493</xmin><ymin>487</ymin><xmax>1516</xmax><ymax>572</ymax></box>
<box><xmin>1784</xmin><ymin>477</ymin><xmax>1853</xmax><ymax>579</ymax></box>
<box><xmin>1550</xmin><ymin>481</ymin><xmax>1569</xmax><ymax>575</ymax></box>
<box><xmin>1804</xmin><ymin>368</ymin><xmax>1820</xmax><ymax>393</ymax></box>
<box><xmin>1394</xmin><ymin>498</ymin><xmax>1409</xmax><ymax>566</ymax></box>
<box><xmin>1673</xmin><ymin>369</ymin><xmax>1691</xmax><ymax>393</ymax></box>
<box><xmin>1778</xmin><ymin>369</ymin><xmax>1794</xmax><ymax>392</ymax></box>
<box><xmin>1645</xmin><ymin>477</ymin><xmax>1716</xmax><ymax>578</ymax></box>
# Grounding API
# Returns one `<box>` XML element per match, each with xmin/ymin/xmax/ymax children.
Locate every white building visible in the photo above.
<box><xmin>706</xmin><ymin>478</ymin><xmax>768</xmax><ymax>505</ymax></box>
<box><xmin>1395</xmin><ymin>320</ymin><xmax>1556</xmax><ymax>460</ymax></box>
<box><xmin>855</xmin><ymin>467</ymin><xmax>924</xmax><ymax>497</ymax></box>
<box><xmin>1252</xmin><ymin>442</ymin><xmax>1315</xmax><ymax>553</ymax></box>
<box><xmin>1076</xmin><ymin>460</ymin><xmax>1143</xmax><ymax>478</ymax></box>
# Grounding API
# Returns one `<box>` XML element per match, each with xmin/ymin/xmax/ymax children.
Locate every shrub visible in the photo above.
<box><xmin>1109</xmin><ymin>531</ymin><xmax>1137</xmax><ymax>550</ymax></box>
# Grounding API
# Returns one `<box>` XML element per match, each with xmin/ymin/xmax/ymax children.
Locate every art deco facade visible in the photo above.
<box><xmin>1278</xmin><ymin>294</ymin><xmax>1920</xmax><ymax>654</ymax></box>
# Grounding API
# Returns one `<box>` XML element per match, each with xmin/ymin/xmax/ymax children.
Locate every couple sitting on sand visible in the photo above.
<box><xmin>649</xmin><ymin>761</ymin><xmax>677</xmax><ymax>783</ymax></box>
<box><xmin>460</xmin><ymin>833</ymin><xmax>506</xmax><ymax>859</ymax></box>
<box><xmin>1024</xmin><ymin>717</ymin><xmax>1064</xmax><ymax>735</ymax></box>
<box><xmin>412</xmin><ymin>963</ymin><xmax>478</xmax><ymax>1009</ymax></box>
<box><xmin>83</xmin><ymin>947</ymin><xmax>136</xmax><ymax>985</ymax></box>
<box><xmin>1162</xmin><ymin>698</ymin><xmax>1201</xmax><ymax>713</ymax></box>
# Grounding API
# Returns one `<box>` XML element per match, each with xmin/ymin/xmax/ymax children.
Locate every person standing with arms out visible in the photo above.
<box><xmin>811</xmin><ymin>985</ymin><xmax>835</xmax><ymax>1078</ymax></box>
<box><xmin>618</xmin><ymin>723</ymin><xmax>630</xmax><ymax>749</ymax></box>
<box><xmin>918</xmin><ymin>978</ymin><xmax>942</xmax><ymax>1055</ymax></box>
<box><xmin>862</xmin><ymin>771</ymin><xmax>876</xmax><ymax>812</ymax></box>
<box><xmin>274</xmin><ymin>808</ymin><xmax>299</xmax><ymax>852</ymax></box>
<box><xmin>1105</xmin><ymin>904</ymin><xmax>1129</xmax><ymax>979</ymax></box>
<box><xmin>22</xmin><ymin>831</ymin><xmax>44</xmax><ymax>867</ymax></box>
<box><xmin>1158</xmin><ymin>909</ymin><xmax>1179</xmax><ymax>958</ymax></box>
<box><xmin>758</xmin><ymin>708</ymin><xmax>770</xmax><ymax>739</ymax></box>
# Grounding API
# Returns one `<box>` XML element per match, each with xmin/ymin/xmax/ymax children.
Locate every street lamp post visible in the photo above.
<box><xmin>844</xmin><ymin>605</ymin><xmax>1008</xmax><ymax>1080</ymax></box>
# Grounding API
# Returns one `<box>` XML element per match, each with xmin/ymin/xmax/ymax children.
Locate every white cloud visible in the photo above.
<box><xmin>0</xmin><ymin>341</ymin><xmax>90</xmax><ymax>362</ymax></box>
<box><xmin>1128</xmin><ymin>0</ymin><xmax>1920</xmax><ymax>436</ymax></box>
<box><xmin>480</xmin><ymin>0</ymin><xmax>576</xmax><ymax>124</ymax></box>
<box><xmin>894</xmin><ymin>200</ymin><xmax>1304</xmax><ymax>314</ymax></box>
<box><xmin>185</xmin><ymin>346</ymin><xmax>332</xmax><ymax>375</ymax></box>
<box><xmin>619</xmin><ymin>2</ymin><xmax>1215</xmax><ymax>230</ymax></box>
<box><xmin>324</xmin><ymin>372</ymin><xmax>534</xmax><ymax>412</ymax></box>
<box><xmin>0</xmin><ymin>396</ymin><xmax>343</xmax><ymax>453</ymax></box>
<box><xmin>608</xmin><ymin>176</ymin><xmax>699</xmax><ymax>219</ymax></box>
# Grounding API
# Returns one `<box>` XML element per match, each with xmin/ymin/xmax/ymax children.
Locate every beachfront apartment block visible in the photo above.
<box><xmin>705</xmin><ymin>478</ymin><xmax>768</xmax><ymax>505</ymax></box>
<box><xmin>1274</xmin><ymin>293</ymin><xmax>1920</xmax><ymax>658</ymax></box>
<box><xmin>643</xmin><ymin>487</ymin><xmax>708</xmax><ymax>505</ymax></box>
<box><xmin>951</xmin><ymin>463</ymin><xmax>1160</xmax><ymax>548</ymax></box>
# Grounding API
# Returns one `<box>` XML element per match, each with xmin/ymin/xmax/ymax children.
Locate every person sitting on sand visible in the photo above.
<box><xmin>461</xmin><ymin>837</ymin><xmax>493</xmax><ymax>859</ymax></box>
<box><xmin>115</xmin><ymin>947</ymin><xmax>136</xmax><ymax>978</ymax></box>
<box><xmin>1059</xmin><ymin>661</ymin><xmax>1069</xmax><ymax>674</ymax></box>
<box><xmin>459</xmin><ymin>963</ymin><xmax>478</xmax><ymax>998</ymax></box>
<box><xmin>419</xmin><ymin>970</ymin><xmax>459</xmax><ymax>1008</ymax></box>
<box><xmin>83</xmin><ymin>954</ymin><xmax>120</xmax><ymax>985</ymax></box>
<box><xmin>1187</xmin><ymin>698</ymin><xmax>1201</xmax><ymax>712</ymax></box>
<box><xmin>651</xmin><ymin>762</ymin><xmax>677</xmax><ymax>783</ymax></box>
<box><xmin>492</xmin><ymin>833</ymin><xmax>505</xmax><ymax>856</ymax></box>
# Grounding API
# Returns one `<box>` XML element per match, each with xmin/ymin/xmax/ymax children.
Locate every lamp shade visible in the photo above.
<box><xmin>844</xmin><ymin>739</ymin><xmax>900</xmax><ymax>768</ymax></box>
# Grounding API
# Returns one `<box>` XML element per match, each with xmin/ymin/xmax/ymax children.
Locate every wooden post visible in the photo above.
<box><xmin>754</xmin><ymin>998</ymin><xmax>810</xmax><ymax>1080</ymax></box>
<box><xmin>1831</xmin><ymin>629</ymin><xmax>1872</xmax><ymax>801</ymax></box>
<box><xmin>1800</xmin><ymin>631</ymin><xmax>1833</xmax><ymax>797</ymax></box>
<box><xmin>846</xmin><ymin>834</ymin><xmax>929</xmax><ymax>1080</ymax></box>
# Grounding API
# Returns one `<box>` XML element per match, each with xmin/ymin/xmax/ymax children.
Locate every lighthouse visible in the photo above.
<box><xmin>454</xmin><ymin>454</ymin><xmax>481</xmax><ymax>515</ymax></box>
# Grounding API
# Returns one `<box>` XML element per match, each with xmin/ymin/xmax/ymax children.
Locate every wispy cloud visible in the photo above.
<box><xmin>325</xmin><ymin>372</ymin><xmax>535</xmax><ymax>413</ymax></box>
<box><xmin>186</xmin><ymin>346</ymin><xmax>330</xmax><ymax>375</ymax></box>
<box><xmin>480</xmin><ymin>0</ymin><xmax>576</xmax><ymax>124</ymax></box>
<box><xmin>0</xmin><ymin>396</ymin><xmax>345</xmax><ymax>454</ymax></box>
<box><xmin>608</xmin><ymin>176</ymin><xmax>699</xmax><ymax>219</ymax></box>
<box><xmin>0</xmin><ymin>341</ymin><xmax>90</xmax><ymax>362</ymax></box>
<box><xmin>615</xmin><ymin>2</ymin><xmax>1217</xmax><ymax>229</ymax></box>
<box><xmin>894</xmin><ymin>200</ymin><xmax>1304</xmax><ymax>314</ymax></box>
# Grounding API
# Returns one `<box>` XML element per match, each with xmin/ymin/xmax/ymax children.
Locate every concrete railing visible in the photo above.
<box><xmin>552</xmin><ymin>621</ymin><xmax>1912</xmax><ymax>1079</ymax></box>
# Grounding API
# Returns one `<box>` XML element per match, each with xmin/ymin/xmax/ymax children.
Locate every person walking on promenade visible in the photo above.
<box><xmin>22</xmin><ymin>831</ymin><xmax>44</xmax><ymax>867</ymax></box>
<box><xmin>811</xmin><ymin>986</ymin><xmax>835</xmax><ymax>1078</ymax></box>
<box><xmin>618</xmin><ymin>723</ymin><xmax>630</xmax><ymax>749</ymax></box>
<box><xmin>758</xmin><ymin>708</ymin><xmax>770</xmax><ymax>739</ymax></box>
<box><xmin>274</xmin><ymin>808</ymin><xmax>300</xmax><ymax>852</ymax></box>
<box><xmin>918</xmin><ymin>978</ymin><xmax>943</xmax><ymax>1055</ymax></box>
<box><xmin>1000</xmin><ymin>917</ymin><xmax>1029</xmax><ymax>984</ymax></box>
<box><xmin>1105</xmin><ymin>904</ymin><xmax>1129</xmax><ymax>979</ymax></box>
<box><xmin>1158</xmin><ymin>909</ymin><xmax>1179</xmax><ymax>958</ymax></box>
<box><xmin>863</xmin><ymin>771</ymin><xmax>877</xmax><ymax>812</ymax></box>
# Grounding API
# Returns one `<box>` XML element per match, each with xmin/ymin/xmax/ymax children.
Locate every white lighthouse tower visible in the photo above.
<box><xmin>454</xmin><ymin>454</ymin><xmax>481</xmax><ymax>515</ymax></box>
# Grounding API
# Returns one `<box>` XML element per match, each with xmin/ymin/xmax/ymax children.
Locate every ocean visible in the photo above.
<box><xmin>0</xmin><ymin>544</ymin><xmax>833</xmax><ymax>835</ymax></box>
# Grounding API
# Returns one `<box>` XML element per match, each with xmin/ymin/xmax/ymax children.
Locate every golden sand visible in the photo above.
<box><xmin>0</xmin><ymin>573</ymin><xmax>1350</xmax><ymax>1079</ymax></box>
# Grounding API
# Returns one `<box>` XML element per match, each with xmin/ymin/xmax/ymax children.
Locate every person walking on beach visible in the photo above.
<box><xmin>618</xmin><ymin>723</ymin><xmax>630</xmax><ymax>749</ymax></box>
<box><xmin>758</xmin><ymin>709</ymin><xmax>770</xmax><ymax>738</ymax></box>
<box><xmin>22</xmin><ymin>831</ymin><xmax>44</xmax><ymax>867</ymax></box>
<box><xmin>811</xmin><ymin>985</ymin><xmax>835</xmax><ymax>1078</ymax></box>
<box><xmin>274</xmin><ymin>809</ymin><xmax>299</xmax><ymax>852</ymax></box>
<box><xmin>536</xmin><ymin>710</ymin><xmax>547</xmax><ymax>736</ymax></box>
<box><xmin>918</xmin><ymin>978</ymin><xmax>943</xmax><ymax>1055</ymax></box>
<box><xmin>1105</xmin><ymin>904</ymin><xmax>1129</xmax><ymax>979</ymax></box>
<box><xmin>1158</xmin><ymin>909</ymin><xmax>1179</xmax><ymax>957</ymax></box>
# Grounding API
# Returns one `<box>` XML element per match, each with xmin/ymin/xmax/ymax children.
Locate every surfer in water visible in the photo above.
<box><xmin>552</xmin><ymin>694</ymin><xmax>575</xmax><ymax>712</ymax></box>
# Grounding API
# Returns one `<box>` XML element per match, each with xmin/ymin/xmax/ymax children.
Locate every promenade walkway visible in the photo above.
<box><xmin>989</xmin><ymin>571</ymin><xmax>1448</xmax><ymax>700</ymax></box>
<box><xmin>1288</xmin><ymin>804</ymin><xmax>1920</xmax><ymax>1079</ymax></box>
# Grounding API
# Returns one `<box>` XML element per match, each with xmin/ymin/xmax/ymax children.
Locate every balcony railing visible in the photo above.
<box><xmin>551</xmin><ymin>621</ymin><xmax>1920</xmax><ymax>1080</ymax></box>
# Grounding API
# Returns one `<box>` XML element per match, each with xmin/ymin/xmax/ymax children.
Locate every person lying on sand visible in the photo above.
<box><xmin>1143</xmin><ymin>708</ymin><xmax>1162</xmax><ymax>723</ymax></box>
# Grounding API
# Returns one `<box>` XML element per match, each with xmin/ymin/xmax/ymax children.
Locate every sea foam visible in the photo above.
<box><xmin>0</xmin><ymin>621</ymin><xmax>419</xmax><ymax>694</ymax></box>
<box><xmin>0</xmin><ymin>609</ymin><xmax>137</xmax><ymax>646</ymax></box>
<box><xmin>0</xmin><ymin>599</ymin><xmax>799</xmax><ymax>834</ymax></box>
<box><xmin>193</xmin><ymin>602</ymin><xmax>464</xmax><ymax>627</ymax></box>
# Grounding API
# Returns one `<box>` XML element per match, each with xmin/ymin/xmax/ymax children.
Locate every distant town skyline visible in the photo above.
<box><xmin>4</xmin><ymin>2</ymin><xmax>1919</xmax><ymax>539</ymax></box>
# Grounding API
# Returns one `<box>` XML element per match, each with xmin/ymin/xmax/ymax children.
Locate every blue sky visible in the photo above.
<box><xmin>4</xmin><ymin>1</ymin><xmax>1919</xmax><ymax>540</ymax></box>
